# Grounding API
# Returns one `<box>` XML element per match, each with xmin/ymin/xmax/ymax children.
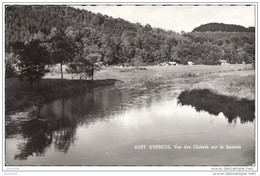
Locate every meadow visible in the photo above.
<box><xmin>94</xmin><ymin>64</ymin><xmax>255</xmax><ymax>100</ymax></box>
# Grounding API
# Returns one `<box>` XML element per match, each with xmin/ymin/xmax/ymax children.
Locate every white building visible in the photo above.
<box><xmin>168</xmin><ymin>61</ymin><xmax>178</xmax><ymax>66</ymax></box>
<box><xmin>219</xmin><ymin>60</ymin><xmax>229</xmax><ymax>65</ymax></box>
<box><xmin>188</xmin><ymin>61</ymin><xmax>194</xmax><ymax>65</ymax></box>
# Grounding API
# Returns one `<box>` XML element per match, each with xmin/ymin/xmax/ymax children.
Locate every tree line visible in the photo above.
<box><xmin>5</xmin><ymin>5</ymin><xmax>255</xmax><ymax>80</ymax></box>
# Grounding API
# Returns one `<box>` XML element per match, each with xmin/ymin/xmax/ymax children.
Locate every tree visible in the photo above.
<box><xmin>11</xmin><ymin>39</ymin><xmax>50</xmax><ymax>86</ymax></box>
<box><xmin>5</xmin><ymin>53</ymin><xmax>18</xmax><ymax>78</ymax></box>
<box><xmin>67</xmin><ymin>54</ymin><xmax>101</xmax><ymax>80</ymax></box>
<box><xmin>66</xmin><ymin>61</ymin><xmax>82</xmax><ymax>80</ymax></box>
<box><xmin>85</xmin><ymin>53</ymin><xmax>101</xmax><ymax>81</ymax></box>
<box><xmin>49</xmin><ymin>28</ymin><xmax>78</xmax><ymax>80</ymax></box>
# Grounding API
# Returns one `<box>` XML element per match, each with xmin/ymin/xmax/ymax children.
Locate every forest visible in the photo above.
<box><xmin>192</xmin><ymin>23</ymin><xmax>255</xmax><ymax>33</ymax></box>
<box><xmin>5</xmin><ymin>5</ymin><xmax>255</xmax><ymax>79</ymax></box>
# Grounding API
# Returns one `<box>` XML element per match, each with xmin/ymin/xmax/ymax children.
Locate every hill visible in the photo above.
<box><xmin>192</xmin><ymin>23</ymin><xmax>255</xmax><ymax>33</ymax></box>
<box><xmin>5</xmin><ymin>5</ymin><xmax>255</xmax><ymax>70</ymax></box>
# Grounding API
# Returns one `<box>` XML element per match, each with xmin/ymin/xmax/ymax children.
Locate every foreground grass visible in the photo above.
<box><xmin>6</xmin><ymin>78</ymin><xmax>118</xmax><ymax>113</ymax></box>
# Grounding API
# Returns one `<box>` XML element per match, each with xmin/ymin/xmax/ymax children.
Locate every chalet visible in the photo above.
<box><xmin>188</xmin><ymin>61</ymin><xmax>194</xmax><ymax>65</ymax></box>
<box><xmin>219</xmin><ymin>60</ymin><xmax>229</xmax><ymax>65</ymax></box>
<box><xmin>168</xmin><ymin>61</ymin><xmax>178</xmax><ymax>66</ymax></box>
<box><xmin>158</xmin><ymin>63</ymin><xmax>169</xmax><ymax>66</ymax></box>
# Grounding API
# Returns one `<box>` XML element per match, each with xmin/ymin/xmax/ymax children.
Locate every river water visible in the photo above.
<box><xmin>5</xmin><ymin>84</ymin><xmax>255</xmax><ymax>166</ymax></box>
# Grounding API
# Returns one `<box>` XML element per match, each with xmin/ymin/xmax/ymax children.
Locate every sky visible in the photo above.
<box><xmin>73</xmin><ymin>5</ymin><xmax>255</xmax><ymax>33</ymax></box>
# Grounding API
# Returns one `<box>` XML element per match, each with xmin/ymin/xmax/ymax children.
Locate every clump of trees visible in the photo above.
<box><xmin>66</xmin><ymin>53</ymin><xmax>101</xmax><ymax>80</ymax></box>
<box><xmin>11</xmin><ymin>27</ymin><xmax>100</xmax><ymax>86</ymax></box>
<box><xmin>11</xmin><ymin>40</ymin><xmax>51</xmax><ymax>86</ymax></box>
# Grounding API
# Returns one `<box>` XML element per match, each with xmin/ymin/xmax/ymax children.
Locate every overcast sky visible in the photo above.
<box><xmin>73</xmin><ymin>5</ymin><xmax>255</xmax><ymax>32</ymax></box>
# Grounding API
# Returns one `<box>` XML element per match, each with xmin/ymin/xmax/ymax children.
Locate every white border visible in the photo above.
<box><xmin>1</xmin><ymin>1</ymin><xmax>258</xmax><ymax>174</ymax></box>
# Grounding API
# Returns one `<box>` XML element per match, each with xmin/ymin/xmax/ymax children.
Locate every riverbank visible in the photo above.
<box><xmin>6</xmin><ymin>64</ymin><xmax>255</xmax><ymax>113</ymax></box>
<box><xmin>6</xmin><ymin>78</ymin><xmax>119</xmax><ymax>113</ymax></box>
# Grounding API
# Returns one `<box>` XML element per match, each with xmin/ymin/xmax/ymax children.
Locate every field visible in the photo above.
<box><xmin>6</xmin><ymin>64</ymin><xmax>255</xmax><ymax>113</ymax></box>
<box><xmin>94</xmin><ymin>64</ymin><xmax>255</xmax><ymax>100</ymax></box>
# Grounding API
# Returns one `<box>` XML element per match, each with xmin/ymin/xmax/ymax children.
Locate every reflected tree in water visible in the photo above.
<box><xmin>14</xmin><ymin>118</ymin><xmax>52</xmax><ymax>160</ymax></box>
<box><xmin>51</xmin><ymin>98</ymin><xmax>77</xmax><ymax>153</ymax></box>
<box><xmin>177</xmin><ymin>89</ymin><xmax>255</xmax><ymax>124</ymax></box>
<box><xmin>14</xmin><ymin>99</ymin><xmax>77</xmax><ymax>159</ymax></box>
<box><xmin>10</xmin><ymin>88</ymin><xmax>131</xmax><ymax>160</ymax></box>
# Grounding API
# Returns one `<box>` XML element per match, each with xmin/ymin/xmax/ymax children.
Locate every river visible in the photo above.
<box><xmin>5</xmin><ymin>84</ymin><xmax>255</xmax><ymax>166</ymax></box>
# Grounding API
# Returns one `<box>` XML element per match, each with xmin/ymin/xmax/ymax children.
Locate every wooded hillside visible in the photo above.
<box><xmin>192</xmin><ymin>23</ymin><xmax>254</xmax><ymax>33</ymax></box>
<box><xmin>5</xmin><ymin>5</ymin><xmax>255</xmax><ymax>66</ymax></box>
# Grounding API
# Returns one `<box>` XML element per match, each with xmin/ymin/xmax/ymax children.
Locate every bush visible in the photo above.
<box><xmin>6</xmin><ymin>61</ymin><xmax>17</xmax><ymax>78</ymax></box>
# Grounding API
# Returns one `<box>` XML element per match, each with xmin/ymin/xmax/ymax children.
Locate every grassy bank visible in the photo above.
<box><xmin>6</xmin><ymin>78</ymin><xmax>118</xmax><ymax>113</ymax></box>
<box><xmin>190</xmin><ymin>73</ymin><xmax>255</xmax><ymax>100</ymax></box>
<box><xmin>178</xmin><ymin>89</ymin><xmax>255</xmax><ymax>123</ymax></box>
<box><xmin>93</xmin><ymin>64</ymin><xmax>255</xmax><ymax>100</ymax></box>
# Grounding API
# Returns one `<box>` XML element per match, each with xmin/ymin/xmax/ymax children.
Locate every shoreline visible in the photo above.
<box><xmin>6</xmin><ymin>64</ymin><xmax>255</xmax><ymax>113</ymax></box>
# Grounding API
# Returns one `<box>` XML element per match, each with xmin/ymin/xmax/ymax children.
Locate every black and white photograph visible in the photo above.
<box><xmin>2</xmin><ymin>1</ymin><xmax>257</xmax><ymax>174</ymax></box>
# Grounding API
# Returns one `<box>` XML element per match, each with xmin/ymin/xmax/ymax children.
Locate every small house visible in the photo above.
<box><xmin>188</xmin><ymin>61</ymin><xmax>194</xmax><ymax>65</ymax></box>
<box><xmin>168</xmin><ymin>61</ymin><xmax>178</xmax><ymax>66</ymax></box>
<box><xmin>219</xmin><ymin>60</ymin><xmax>229</xmax><ymax>65</ymax></box>
<box><xmin>159</xmin><ymin>62</ymin><xmax>169</xmax><ymax>66</ymax></box>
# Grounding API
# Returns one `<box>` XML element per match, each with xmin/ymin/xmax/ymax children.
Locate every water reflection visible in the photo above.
<box><xmin>177</xmin><ymin>89</ymin><xmax>255</xmax><ymax>124</ymax></box>
<box><xmin>14</xmin><ymin>118</ymin><xmax>52</xmax><ymax>160</ymax></box>
<box><xmin>11</xmin><ymin>101</ymin><xmax>78</xmax><ymax>160</ymax></box>
<box><xmin>5</xmin><ymin>87</ymin><xmax>255</xmax><ymax>165</ymax></box>
<box><xmin>6</xmin><ymin>88</ymin><xmax>130</xmax><ymax>160</ymax></box>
